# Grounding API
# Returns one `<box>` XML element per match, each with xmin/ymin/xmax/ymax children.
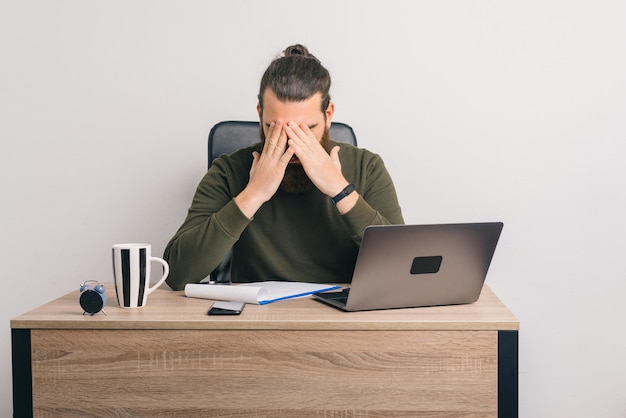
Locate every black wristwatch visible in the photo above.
<box><xmin>331</xmin><ymin>183</ymin><xmax>356</xmax><ymax>205</ymax></box>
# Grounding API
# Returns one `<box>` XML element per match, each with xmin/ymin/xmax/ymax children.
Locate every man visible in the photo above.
<box><xmin>164</xmin><ymin>44</ymin><xmax>404</xmax><ymax>290</ymax></box>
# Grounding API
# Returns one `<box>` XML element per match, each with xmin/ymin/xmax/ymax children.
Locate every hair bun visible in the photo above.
<box><xmin>284</xmin><ymin>44</ymin><xmax>310</xmax><ymax>57</ymax></box>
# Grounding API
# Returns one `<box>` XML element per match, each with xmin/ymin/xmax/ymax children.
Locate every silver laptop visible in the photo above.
<box><xmin>312</xmin><ymin>222</ymin><xmax>503</xmax><ymax>311</ymax></box>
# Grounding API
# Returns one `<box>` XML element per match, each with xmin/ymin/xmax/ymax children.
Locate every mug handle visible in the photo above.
<box><xmin>146</xmin><ymin>257</ymin><xmax>170</xmax><ymax>295</ymax></box>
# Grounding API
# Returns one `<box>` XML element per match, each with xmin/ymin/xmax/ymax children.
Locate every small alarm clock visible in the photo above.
<box><xmin>79</xmin><ymin>280</ymin><xmax>107</xmax><ymax>315</ymax></box>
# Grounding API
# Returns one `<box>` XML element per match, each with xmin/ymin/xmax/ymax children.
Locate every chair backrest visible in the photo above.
<box><xmin>205</xmin><ymin>120</ymin><xmax>358</xmax><ymax>283</ymax></box>
<box><xmin>208</xmin><ymin>120</ymin><xmax>357</xmax><ymax>167</ymax></box>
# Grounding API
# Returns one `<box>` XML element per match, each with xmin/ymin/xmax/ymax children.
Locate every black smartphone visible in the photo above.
<box><xmin>208</xmin><ymin>301</ymin><xmax>245</xmax><ymax>315</ymax></box>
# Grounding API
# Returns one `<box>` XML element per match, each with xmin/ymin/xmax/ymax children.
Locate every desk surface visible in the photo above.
<box><xmin>11</xmin><ymin>284</ymin><xmax>518</xmax><ymax>331</ymax></box>
<box><xmin>13</xmin><ymin>285</ymin><xmax>519</xmax><ymax>417</ymax></box>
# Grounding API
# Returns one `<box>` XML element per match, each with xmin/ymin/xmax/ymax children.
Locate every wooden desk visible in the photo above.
<box><xmin>12</xmin><ymin>285</ymin><xmax>518</xmax><ymax>417</ymax></box>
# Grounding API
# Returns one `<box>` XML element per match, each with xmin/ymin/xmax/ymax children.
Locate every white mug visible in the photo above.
<box><xmin>112</xmin><ymin>243</ymin><xmax>169</xmax><ymax>308</ymax></box>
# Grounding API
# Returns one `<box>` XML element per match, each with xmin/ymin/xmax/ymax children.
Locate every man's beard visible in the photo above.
<box><xmin>260</xmin><ymin>126</ymin><xmax>332</xmax><ymax>194</ymax></box>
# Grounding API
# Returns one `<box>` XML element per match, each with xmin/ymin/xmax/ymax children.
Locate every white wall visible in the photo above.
<box><xmin>1</xmin><ymin>1</ymin><xmax>624</xmax><ymax>416</ymax></box>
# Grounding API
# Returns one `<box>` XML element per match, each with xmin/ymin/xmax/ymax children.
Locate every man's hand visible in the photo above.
<box><xmin>285</xmin><ymin>121</ymin><xmax>349</xmax><ymax>198</ymax></box>
<box><xmin>234</xmin><ymin>120</ymin><xmax>294</xmax><ymax>218</ymax></box>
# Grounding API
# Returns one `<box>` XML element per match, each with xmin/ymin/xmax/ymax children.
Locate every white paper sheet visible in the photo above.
<box><xmin>184</xmin><ymin>281</ymin><xmax>341</xmax><ymax>304</ymax></box>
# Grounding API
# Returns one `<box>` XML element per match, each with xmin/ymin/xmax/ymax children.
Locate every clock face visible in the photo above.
<box><xmin>80</xmin><ymin>290</ymin><xmax>104</xmax><ymax>314</ymax></box>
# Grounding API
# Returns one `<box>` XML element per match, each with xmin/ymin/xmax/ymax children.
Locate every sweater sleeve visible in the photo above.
<box><xmin>339</xmin><ymin>148</ymin><xmax>404</xmax><ymax>244</ymax></box>
<box><xmin>163</xmin><ymin>156</ymin><xmax>252</xmax><ymax>290</ymax></box>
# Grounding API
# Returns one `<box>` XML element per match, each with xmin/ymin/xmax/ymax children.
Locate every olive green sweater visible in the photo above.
<box><xmin>164</xmin><ymin>141</ymin><xmax>404</xmax><ymax>290</ymax></box>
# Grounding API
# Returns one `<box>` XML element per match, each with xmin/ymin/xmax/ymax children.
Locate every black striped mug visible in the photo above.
<box><xmin>112</xmin><ymin>243</ymin><xmax>169</xmax><ymax>308</ymax></box>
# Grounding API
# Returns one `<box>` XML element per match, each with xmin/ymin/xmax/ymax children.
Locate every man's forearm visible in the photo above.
<box><xmin>164</xmin><ymin>200</ymin><xmax>252</xmax><ymax>290</ymax></box>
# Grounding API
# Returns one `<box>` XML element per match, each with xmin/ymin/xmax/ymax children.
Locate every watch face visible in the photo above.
<box><xmin>80</xmin><ymin>290</ymin><xmax>104</xmax><ymax>314</ymax></box>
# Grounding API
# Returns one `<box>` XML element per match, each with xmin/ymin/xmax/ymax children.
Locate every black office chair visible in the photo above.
<box><xmin>208</xmin><ymin>120</ymin><xmax>357</xmax><ymax>167</ymax></box>
<box><xmin>206</xmin><ymin>120</ymin><xmax>358</xmax><ymax>283</ymax></box>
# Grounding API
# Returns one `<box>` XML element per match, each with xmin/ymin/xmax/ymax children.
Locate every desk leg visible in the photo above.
<box><xmin>12</xmin><ymin>328</ymin><xmax>32</xmax><ymax>418</ymax></box>
<box><xmin>498</xmin><ymin>330</ymin><xmax>519</xmax><ymax>418</ymax></box>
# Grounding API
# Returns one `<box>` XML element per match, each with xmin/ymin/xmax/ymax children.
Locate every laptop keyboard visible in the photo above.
<box><xmin>325</xmin><ymin>288</ymin><xmax>350</xmax><ymax>304</ymax></box>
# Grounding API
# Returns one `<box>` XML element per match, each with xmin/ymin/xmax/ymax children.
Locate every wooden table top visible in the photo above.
<box><xmin>11</xmin><ymin>284</ymin><xmax>518</xmax><ymax>331</ymax></box>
